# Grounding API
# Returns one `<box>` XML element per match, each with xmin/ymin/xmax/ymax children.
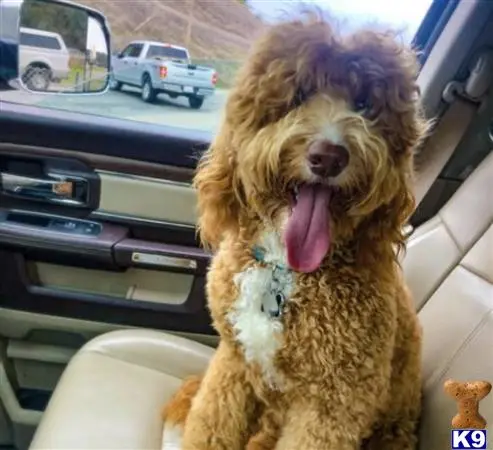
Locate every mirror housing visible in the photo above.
<box><xmin>0</xmin><ymin>0</ymin><xmax>111</xmax><ymax>94</ymax></box>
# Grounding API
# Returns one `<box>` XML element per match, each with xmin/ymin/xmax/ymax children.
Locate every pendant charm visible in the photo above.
<box><xmin>260</xmin><ymin>266</ymin><xmax>290</xmax><ymax>319</ymax></box>
<box><xmin>261</xmin><ymin>291</ymin><xmax>285</xmax><ymax>318</ymax></box>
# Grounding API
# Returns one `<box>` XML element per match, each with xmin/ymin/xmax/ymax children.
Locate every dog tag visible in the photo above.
<box><xmin>261</xmin><ymin>291</ymin><xmax>285</xmax><ymax>318</ymax></box>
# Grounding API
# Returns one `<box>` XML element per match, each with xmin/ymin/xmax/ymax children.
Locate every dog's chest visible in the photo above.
<box><xmin>227</xmin><ymin>232</ymin><xmax>294</xmax><ymax>386</ymax></box>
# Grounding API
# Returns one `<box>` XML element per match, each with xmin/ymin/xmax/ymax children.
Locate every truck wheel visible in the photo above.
<box><xmin>109</xmin><ymin>73</ymin><xmax>122</xmax><ymax>91</ymax></box>
<box><xmin>22</xmin><ymin>65</ymin><xmax>51</xmax><ymax>91</ymax></box>
<box><xmin>141</xmin><ymin>75</ymin><xmax>157</xmax><ymax>103</ymax></box>
<box><xmin>188</xmin><ymin>96</ymin><xmax>204</xmax><ymax>110</ymax></box>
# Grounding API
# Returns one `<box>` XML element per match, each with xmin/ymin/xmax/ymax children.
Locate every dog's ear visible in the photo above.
<box><xmin>193</xmin><ymin>131</ymin><xmax>243</xmax><ymax>250</ymax></box>
<box><xmin>364</xmin><ymin>154</ymin><xmax>416</xmax><ymax>257</ymax></box>
<box><xmin>386</xmin><ymin>162</ymin><xmax>416</xmax><ymax>255</ymax></box>
<box><xmin>345</xmin><ymin>30</ymin><xmax>429</xmax><ymax>256</ymax></box>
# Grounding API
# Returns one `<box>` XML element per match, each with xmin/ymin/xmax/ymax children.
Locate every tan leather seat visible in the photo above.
<box><xmin>29</xmin><ymin>330</ymin><xmax>213</xmax><ymax>450</ymax></box>
<box><xmin>30</xmin><ymin>155</ymin><xmax>492</xmax><ymax>450</ymax></box>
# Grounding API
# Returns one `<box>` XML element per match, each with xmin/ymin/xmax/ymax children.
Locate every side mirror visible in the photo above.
<box><xmin>12</xmin><ymin>0</ymin><xmax>111</xmax><ymax>94</ymax></box>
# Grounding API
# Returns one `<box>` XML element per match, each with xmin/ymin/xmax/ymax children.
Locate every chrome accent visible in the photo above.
<box><xmin>90</xmin><ymin>211</ymin><xmax>196</xmax><ymax>230</ymax></box>
<box><xmin>1</xmin><ymin>172</ymin><xmax>89</xmax><ymax>207</ymax></box>
<box><xmin>96</xmin><ymin>170</ymin><xmax>192</xmax><ymax>188</ymax></box>
<box><xmin>132</xmin><ymin>252</ymin><xmax>197</xmax><ymax>270</ymax></box>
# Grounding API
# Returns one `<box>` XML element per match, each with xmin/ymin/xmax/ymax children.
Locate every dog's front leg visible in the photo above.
<box><xmin>181</xmin><ymin>342</ymin><xmax>255</xmax><ymax>450</ymax></box>
<box><xmin>273</xmin><ymin>401</ymin><xmax>360</xmax><ymax>450</ymax></box>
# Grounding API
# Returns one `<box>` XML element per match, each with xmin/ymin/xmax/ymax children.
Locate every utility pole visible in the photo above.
<box><xmin>185</xmin><ymin>0</ymin><xmax>194</xmax><ymax>49</ymax></box>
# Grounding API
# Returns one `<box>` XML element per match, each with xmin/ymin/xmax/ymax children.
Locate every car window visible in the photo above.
<box><xmin>20</xmin><ymin>32</ymin><xmax>62</xmax><ymax>50</ymax></box>
<box><xmin>121</xmin><ymin>44</ymin><xmax>141</xmax><ymax>57</ymax></box>
<box><xmin>127</xmin><ymin>44</ymin><xmax>143</xmax><ymax>58</ymax></box>
<box><xmin>4</xmin><ymin>1</ymin><xmax>435</xmax><ymax>134</ymax></box>
<box><xmin>120</xmin><ymin>45</ymin><xmax>134</xmax><ymax>57</ymax></box>
<box><xmin>146</xmin><ymin>45</ymin><xmax>188</xmax><ymax>61</ymax></box>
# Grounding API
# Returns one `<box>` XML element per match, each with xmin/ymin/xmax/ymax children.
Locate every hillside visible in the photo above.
<box><xmin>82</xmin><ymin>0</ymin><xmax>265</xmax><ymax>60</ymax></box>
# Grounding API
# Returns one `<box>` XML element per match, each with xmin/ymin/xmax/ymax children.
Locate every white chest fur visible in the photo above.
<box><xmin>227</xmin><ymin>232</ymin><xmax>294</xmax><ymax>386</ymax></box>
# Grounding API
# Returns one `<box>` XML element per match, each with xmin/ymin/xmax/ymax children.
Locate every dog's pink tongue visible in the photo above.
<box><xmin>284</xmin><ymin>184</ymin><xmax>331</xmax><ymax>273</ymax></box>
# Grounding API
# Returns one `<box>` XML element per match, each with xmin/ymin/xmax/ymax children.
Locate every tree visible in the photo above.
<box><xmin>21</xmin><ymin>0</ymin><xmax>88</xmax><ymax>50</ymax></box>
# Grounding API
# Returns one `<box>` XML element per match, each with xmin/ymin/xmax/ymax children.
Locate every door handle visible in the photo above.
<box><xmin>1</xmin><ymin>172</ymin><xmax>89</xmax><ymax>207</ymax></box>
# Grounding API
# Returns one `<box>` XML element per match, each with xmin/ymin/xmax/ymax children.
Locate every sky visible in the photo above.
<box><xmin>86</xmin><ymin>16</ymin><xmax>108</xmax><ymax>53</ymax></box>
<box><xmin>248</xmin><ymin>0</ymin><xmax>434</xmax><ymax>42</ymax></box>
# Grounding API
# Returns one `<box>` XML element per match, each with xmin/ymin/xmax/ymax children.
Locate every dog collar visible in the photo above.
<box><xmin>252</xmin><ymin>245</ymin><xmax>288</xmax><ymax>271</ymax></box>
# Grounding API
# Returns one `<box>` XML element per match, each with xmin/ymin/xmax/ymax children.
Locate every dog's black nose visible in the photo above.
<box><xmin>307</xmin><ymin>140</ymin><xmax>349</xmax><ymax>178</ymax></box>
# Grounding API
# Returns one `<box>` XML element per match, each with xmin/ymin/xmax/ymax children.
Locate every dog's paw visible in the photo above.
<box><xmin>161</xmin><ymin>423</ymin><xmax>183</xmax><ymax>450</ymax></box>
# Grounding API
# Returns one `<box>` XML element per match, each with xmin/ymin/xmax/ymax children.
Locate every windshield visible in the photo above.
<box><xmin>147</xmin><ymin>45</ymin><xmax>189</xmax><ymax>61</ymax></box>
<box><xmin>4</xmin><ymin>0</ymin><xmax>434</xmax><ymax>134</ymax></box>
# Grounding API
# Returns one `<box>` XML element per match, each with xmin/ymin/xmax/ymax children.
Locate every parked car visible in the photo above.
<box><xmin>19</xmin><ymin>26</ymin><xmax>70</xmax><ymax>90</ymax></box>
<box><xmin>110</xmin><ymin>41</ymin><xmax>217</xmax><ymax>109</ymax></box>
<box><xmin>0</xmin><ymin>0</ymin><xmax>19</xmax><ymax>87</ymax></box>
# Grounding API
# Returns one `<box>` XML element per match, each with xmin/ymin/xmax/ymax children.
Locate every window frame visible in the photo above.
<box><xmin>412</xmin><ymin>0</ymin><xmax>460</xmax><ymax>66</ymax></box>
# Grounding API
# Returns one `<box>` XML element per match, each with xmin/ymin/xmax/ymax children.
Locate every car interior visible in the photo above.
<box><xmin>0</xmin><ymin>0</ymin><xmax>491</xmax><ymax>449</ymax></box>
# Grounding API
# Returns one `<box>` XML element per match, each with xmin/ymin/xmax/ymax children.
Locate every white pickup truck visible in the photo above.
<box><xmin>109</xmin><ymin>41</ymin><xmax>217</xmax><ymax>109</ymax></box>
<box><xmin>19</xmin><ymin>27</ymin><xmax>70</xmax><ymax>91</ymax></box>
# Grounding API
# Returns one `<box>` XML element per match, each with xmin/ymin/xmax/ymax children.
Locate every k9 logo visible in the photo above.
<box><xmin>451</xmin><ymin>429</ymin><xmax>487</xmax><ymax>449</ymax></box>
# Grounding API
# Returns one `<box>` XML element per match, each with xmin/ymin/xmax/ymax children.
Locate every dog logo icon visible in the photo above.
<box><xmin>444</xmin><ymin>379</ymin><xmax>491</xmax><ymax>449</ymax></box>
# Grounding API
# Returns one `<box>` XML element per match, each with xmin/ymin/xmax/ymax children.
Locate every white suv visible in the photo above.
<box><xmin>19</xmin><ymin>27</ymin><xmax>70</xmax><ymax>90</ymax></box>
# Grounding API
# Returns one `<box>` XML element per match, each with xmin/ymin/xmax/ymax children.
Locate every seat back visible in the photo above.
<box><xmin>403</xmin><ymin>153</ymin><xmax>493</xmax><ymax>449</ymax></box>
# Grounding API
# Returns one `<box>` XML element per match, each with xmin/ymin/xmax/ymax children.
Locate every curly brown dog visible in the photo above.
<box><xmin>162</xmin><ymin>12</ymin><xmax>429</xmax><ymax>450</ymax></box>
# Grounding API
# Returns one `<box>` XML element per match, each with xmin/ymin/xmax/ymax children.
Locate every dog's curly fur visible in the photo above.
<box><xmin>163</xmin><ymin>12</ymin><xmax>429</xmax><ymax>450</ymax></box>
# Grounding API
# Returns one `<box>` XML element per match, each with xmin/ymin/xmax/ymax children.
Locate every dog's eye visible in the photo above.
<box><xmin>354</xmin><ymin>97</ymin><xmax>370</xmax><ymax>113</ymax></box>
<box><xmin>292</xmin><ymin>89</ymin><xmax>308</xmax><ymax>109</ymax></box>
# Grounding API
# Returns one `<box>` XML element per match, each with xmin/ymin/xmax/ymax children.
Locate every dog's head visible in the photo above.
<box><xmin>195</xmin><ymin>14</ymin><xmax>429</xmax><ymax>273</ymax></box>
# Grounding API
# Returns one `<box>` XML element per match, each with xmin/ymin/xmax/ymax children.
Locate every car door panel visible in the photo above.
<box><xmin>122</xmin><ymin>57</ymin><xmax>137</xmax><ymax>85</ymax></box>
<box><xmin>113</xmin><ymin>44</ymin><xmax>134</xmax><ymax>84</ymax></box>
<box><xmin>0</xmin><ymin>146</ymin><xmax>200</xmax><ymax>247</ymax></box>
<box><xmin>0</xmin><ymin>102</ymin><xmax>209</xmax><ymax>168</ymax></box>
<box><xmin>126</xmin><ymin>44</ymin><xmax>144</xmax><ymax>85</ymax></box>
<box><xmin>0</xmin><ymin>251</ymin><xmax>213</xmax><ymax>334</ymax></box>
<box><xmin>0</xmin><ymin>101</ymin><xmax>214</xmax><ymax>338</ymax></box>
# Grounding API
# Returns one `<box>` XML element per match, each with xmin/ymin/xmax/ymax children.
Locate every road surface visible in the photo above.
<box><xmin>0</xmin><ymin>85</ymin><xmax>229</xmax><ymax>132</ymax></box>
